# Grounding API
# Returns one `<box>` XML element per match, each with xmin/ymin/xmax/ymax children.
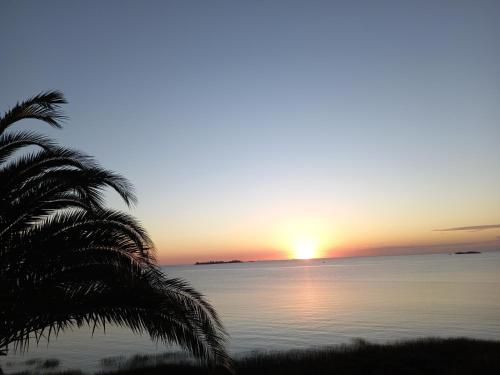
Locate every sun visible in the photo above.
<box><xmin>293</xmin><ymin>237</ymin><xmax>318</xmax><ymax>259</ymax></box>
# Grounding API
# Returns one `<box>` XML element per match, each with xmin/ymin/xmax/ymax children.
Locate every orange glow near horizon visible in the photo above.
<box><xmin>292</xmin><ymin>236</ymin><xmax>318</xmax><ymax>259</ymax></box>
<box><xmin>271</xmin><ymin>217</ymin><xmax>340</xmax><ymax>261</ymax></box>
<box><xmin>150</xmin><ymin>214</ymin><xmax>500</xmax><ymax>265</ymax></box>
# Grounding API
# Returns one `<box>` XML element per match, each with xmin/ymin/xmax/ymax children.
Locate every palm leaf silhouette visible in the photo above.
<box><xmin>0</xmin><ymin>91</ymin><xmax>230</xmax><ymax>368</ymax></box>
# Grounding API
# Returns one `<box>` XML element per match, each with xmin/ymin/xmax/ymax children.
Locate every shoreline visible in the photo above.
<box><xmin>4</xmin><ymin>337</ymin><xmax>500</xmax><ymax>375</ymax></box>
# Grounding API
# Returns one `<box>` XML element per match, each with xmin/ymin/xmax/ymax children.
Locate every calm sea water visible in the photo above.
<box><xmin>2</xmin><ymin>252</ymin><xmax>500</xmax><ymax>373</ymax></box>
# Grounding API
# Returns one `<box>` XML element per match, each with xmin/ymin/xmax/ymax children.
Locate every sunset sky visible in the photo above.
<box><xmin>1</xmin><ymin>1</ymin><xmax>499</xmax><ymax>264</ymax></box>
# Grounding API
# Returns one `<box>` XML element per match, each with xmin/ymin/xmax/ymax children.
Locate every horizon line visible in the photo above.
<box><xmin>159</xmin><ymin>248</ymin><xmax>500</xmax><ymax>267</ymax></box>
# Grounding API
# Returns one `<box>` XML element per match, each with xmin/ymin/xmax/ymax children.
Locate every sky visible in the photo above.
<box><xmin>1</xmin><ymin>0</ymin><xmax>499</xmax><ymax>264</ymax></box>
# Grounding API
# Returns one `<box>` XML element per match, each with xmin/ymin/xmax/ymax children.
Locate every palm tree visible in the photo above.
<box><xmin>0</xmin><ymin>92</ymin><xmax>229</xmax><ymax>368</ymax></box>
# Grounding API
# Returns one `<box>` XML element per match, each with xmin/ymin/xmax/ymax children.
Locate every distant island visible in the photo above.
<box><xmin>454</xmin><ymin>251</ymin><xmax>481</xmax><ymax>255</ymax></box>
<box><xmin>194</xmin><ymin>260</ymin><xmax>244</xmax><ymax>265</ymax></box>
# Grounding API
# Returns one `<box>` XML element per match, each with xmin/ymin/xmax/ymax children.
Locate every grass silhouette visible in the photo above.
<box><xmin>8</xmin><ymin>338</ymin><xmax>499</xmax><ymax>375</ymax></box>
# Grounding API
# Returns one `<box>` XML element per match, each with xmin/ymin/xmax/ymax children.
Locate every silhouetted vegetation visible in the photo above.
<box><xmin>11</xmin><ymin>338</ymin><xmax>496</xmax><ymax>374</ymax></box>
<box><xmin>92</xmin><ymin>338</ymin><xmax>500</xmax><ymax>375</ymax></box>
<box><xmin>24</xmin><ymin>358</ymin><xmax>60</xmax><ymax>369</ymax></box>
<box><xmin>0</xmin><ymin>92</ymin><xmax>229</xmax><ymax>369</ymax></box>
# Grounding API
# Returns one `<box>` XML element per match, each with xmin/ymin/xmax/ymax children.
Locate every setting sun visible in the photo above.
<box><xmin>293</xmin><ymin>237</ymin><xmax>318</xmax><ymax>259</ymax></box>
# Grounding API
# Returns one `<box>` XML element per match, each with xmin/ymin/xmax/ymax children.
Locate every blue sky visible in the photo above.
<box><xmin>1</xmin><ymin>1</ymin><xmax>499</xmax><ymax>263</ymax></box>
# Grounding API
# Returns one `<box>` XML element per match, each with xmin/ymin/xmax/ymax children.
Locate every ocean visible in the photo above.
<box><xmin>2</xmin><ymin>252</ymin><xmax>500</xmax><ymax>373</ymax></box>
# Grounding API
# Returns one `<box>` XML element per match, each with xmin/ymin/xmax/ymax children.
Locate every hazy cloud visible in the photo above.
<box><xmin>434</xmin><ymin>224</ymin><xmax>500</xmax><ymax>232</ymax></box>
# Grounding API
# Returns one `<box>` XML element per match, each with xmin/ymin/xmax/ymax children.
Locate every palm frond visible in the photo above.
<box><xmin>0</xmin><ymin>131</ymin><xmax>56</xmax><ymax>164</ymax></box>
<box><xmin>0</xmin><ymin>91</ymin><xmax>67</xmax><ymax>135</ymax></box>
<box><xmin>0</xmin><ymin>91</ymin><xmax>230</xmax><ymax>369</ymax></box>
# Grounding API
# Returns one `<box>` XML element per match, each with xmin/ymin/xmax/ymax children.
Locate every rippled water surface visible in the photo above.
<box><xmin>2</xmin><ymin>252</ymin><xmax>500</xmax><ymax>373</ymax></box>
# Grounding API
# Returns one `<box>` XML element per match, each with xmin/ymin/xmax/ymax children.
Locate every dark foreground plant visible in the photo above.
<box><xmin>0</xmin><ymin>92</ymin><xmax>229</xmax><ymax>369</ymax></box>
<box><xmin>95</xmin><ymin>337</ymin><xmax>500</xmax><ymax>375</ymax></box>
